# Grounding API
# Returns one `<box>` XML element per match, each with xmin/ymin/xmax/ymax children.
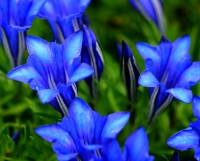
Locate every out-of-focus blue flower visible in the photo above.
<box><xmin>170</xmin><ymin>150</ymin><xmax>180</xmax><ymax>161</ymax></box>
<box><xmin>167</xmin><ymin>96</ymin><xmax>200</xmax><ymax>161</ymax></box>
<box><xmin>0</xmin><ymin>0</ymin><xmax>47</xmax><ymax>68</ymax></box>
<box><xmin>12</xmin><ymin>130</ymin><xmax>20</xmax><ymax>142</ymax></box>
<box><xmin>7</xmin><ymin>31</ymin><xmax>94</xmax><ymax>116</ymax></box>
<box><xmin>119</xmin><ymin>41</ymin><xmax>140</xmax><ymax>103</ymax></box>
<box><xmin>35</xmin><ymin>98</ymin><xmax>130</xmax><ymax>161</ymax></box>
<box><xmin>137</xmin><ymin>35</ymin><xmax>200</xmax><ymax>122</ymax></box>
<box><xmin>93</xmin><ymin>127</ymin><xmax>154</xmax><ymax>161</ymax></box>
<box><xmin>129</xmin><ymin>0</ymin><xmax>165</xmax><ymax>35</ymax></box>
<box><xmin>38</xmin><ymin>0</ymin><xmax>91</xmax><ymax>23</ymax></box>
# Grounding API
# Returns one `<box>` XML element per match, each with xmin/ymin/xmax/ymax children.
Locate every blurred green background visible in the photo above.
<box><xmin>1</xmin><ymin>0</ymin><xmax>200</xmax><ymax>160</ymax></box>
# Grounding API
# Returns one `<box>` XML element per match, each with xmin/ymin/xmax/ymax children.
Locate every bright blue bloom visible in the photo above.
<box><xmin>35</xmin><ymin>98</ymin><xmax>130</xmax><ymax>161</ymax></box>
<box><xmin>0</xmin><ymin>0</ymin><xmax>47</xmax><ymax>68</ymax></box>
<box><xmin>129</xmin><ymin>0</ymin><xmax>165</xmax><ymax>35</ymax></box>
<box><xmin>38</xmin><ymin>0</ymin><xmax>104</xmax><ymax>99</ymax></box>
<box><xmin>167</xmin><ymin>96</ymin><xmax>200</xmax><ymax>161</ymax></box>
<box><xmin>120</xmin><ymin>40</ymin><xmax>140</xmax><ymax>102</ymax></box>
<box><xmin>170</xmin><ymin>150</ymin><xmax>180</xmax><ymax>161</ymax></box>
<box><xmin>137</xmin><ymin>35</ymin><xmax>200</xmax><ymax>122</ymax></box>
<box><xmin>7</xmin><ymin>31</ymin><xmax>94</xmax><ymax>116</ymax></box>
<box><xmin>93</xmin><ymin>127</ymin><xmax>154</xmax><ymax>161</ymax></box>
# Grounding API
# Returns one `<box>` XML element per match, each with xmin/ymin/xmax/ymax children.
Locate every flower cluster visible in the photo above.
<box><xmin>3</xmin><ymin>0</ymin><xmax>200</xmax><ymax>161</ymax></box>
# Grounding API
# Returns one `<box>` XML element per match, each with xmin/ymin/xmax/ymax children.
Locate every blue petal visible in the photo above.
<box><xmin>94</xmin><ymin>116</ymin><xmax>107</xmax><ymax>144</ymax></box>
<box><xmin>167</xmin><ymin>127</ymin><xmax>199</xmax><ymax>150</ymax></box>
<box><xmin>166</xmin><ymin>88</ymin><xmax>192</xmax><ymax>103</ymax></box>
<box><xmin>35</xmin><ymin>124</ymin><xmax>76</xmax><ymax>151</ymax></box>
<box><xmin>68</xmin><ymin>98</ymin><xmax>97</xmax><ymax>144</ymax></box>
<box><xmin>26</xmin><ymin>36</ymin><xmax>54</xmax><ymax>82</ymax></box>
<box><xmin>56</xmin><ymin>152</ymin><xmax>78</xmax><ymax>161</ymax></box>
<box><xmin>83</xmin><ymin>144</ymin><xmax>102</xmax><ymax>150</ymax></box>
<box><xmin>124</xmin><ymin>127</ymin><xmax>154</xmax><ymax>161</ymax></box>
<box><xmin>136</xmin><ymin>42</ymin><xmax>160</xmax><ymax>76</ymax></box>
<box><xmin>101</xmin><ymin>139</ymin><xmax>123</xmax><ymax>161</ymax></box>
<box><xmin>194</xmin><ymin>147</ymin><xmax>200</xmax><ymax>161</ymax></box>
<box><xmin>37</xmin><ymin>89</ymin><xmax>60</xmax><ymax>103</ymax></box>
<box><xmin>192</xmin><ymin>96</ymin><xmax>200</xmax><ymax>119</ymax></box>
<box><xmin>138</xmin><ymin>70</ymin><xmax>160</xmax><ymax>87</ymax></box>
<box><xmin>101</xmin><ymin>112</ymin><xmax>130</xmax><ymax>142</ymax></box>
<box><xmin>177</xmin><ymin>62</ymin><xmax>200</xmax><ymax>88</ymax></box>
<box><xmin>52</xmin><ymin>141</ymin><xmax>69</xmax><ymax>154</ymax></box>
<box><xmin>68</xmin><ymin>63</ymin><xmax>94</xmax><ymax>85</ymax></box>
<box><xmin>63</xmin><ymin>30</ymin><xmax>83</xmax><ymax>68</ymax></box>
<box><xmin>7</xmin><ymin>64</ymin><xmax>40</xmax><ymax>83</ymax></box>
<box><xmin>57</xmin><ymin>83</ymin><xmax>77</xmax><ymax>106</ymax></box>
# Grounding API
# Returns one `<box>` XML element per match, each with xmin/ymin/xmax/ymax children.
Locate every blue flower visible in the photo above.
<box><xmin>94</xmin><ymin>127</ymin><xmax>154</xmax><ymax>161</ymax></box>
<box><xmin>38</xmin><ymin>0</ymin><xmax>104</xmax><ymax>99</ymax></box>
<box><xmin>35</xmin><ymin>98</ymin><xmax>130</xmax><ymax>161</ymax></box>
<box><xmin>38</xmin><ymin>0</ymin><xmax>91</xmax><ymax>23</ymax></box>
<box><xmin>137</xmin><ymin>35</ymin><xmax>200</xmax><ymax>122</ymax></box>
<box><xmin>167</xmin><ymin>96</ymin><xmax>200</xmax><ymax>161</ymax></box>
<box><xmin>120</xmin><ymin>40</ymin><xmax>140</xmax><ymax>103</ymax></box>
<box><xmin>7</xmin><ymin>31</ymin><xmax>94</xmax><ymax>116</ymax></box>
<box><xmin>129</xmin><ymin>0</ymin><xmax>165</xmax><ymax>35</ymax></box>
<box><xmin>0</xmin><ymin>0</ymin><xmax>47</xmax><ymax>67</ymax></box>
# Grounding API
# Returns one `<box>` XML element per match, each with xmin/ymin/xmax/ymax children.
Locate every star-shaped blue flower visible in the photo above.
<box><xmin>137</xmin><ymin>35</ymin><xmax>200</xmax><ymax>122</ymax></box>
<box><xmin>7</xmin><ymin>31</ymin><xmax>94</xmax><ymax>116</ymax></box>
<box><xmin>35</xmin><ymin>98</ymin><xmax>130</xmax><ymax>161</ymax></box>
<box><xmin>167</xmin><ymin>96</ymin><xmax>200</xmax><ymax>161</ymax></box>
<box><xmin>0</xmin><ymin>0</ymin><xmax>47</xmax><ymax>67</ymax></box>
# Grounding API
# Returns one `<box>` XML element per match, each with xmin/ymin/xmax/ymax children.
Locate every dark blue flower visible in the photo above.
<box><xmin>120</xmin><ymin>40</ymin><xmax>140</xmax><ymax>103</ymax></box>
<box><xmin>137</xmin><ymin>35</ymin><xmax>200</xmax><ymax>122</ymax></box>
<box><xmin>167</xmin><ymin>96</ymin><xmax>200</xmax><ymax>161</ymax></box>
<box><xmin>94</xmin><ymin>127</ymin><xmax>154</xmax><ymax>161</ymax></box>
<box><xmin>129</xmin><ymin>0</ymin><xmax>165</xmax><ymax>35</ymax></box>
<box><xmin>81</xmin><ymin>25</ymin><xmax>104</xmax><ymax>99</ymax></box>
<box><xmin>35</xmin><ymin>98</ymin><xmax>130</xmax><ymax>161</ymax></box>
<box><xmin>7</xmin><ymin>31</ymin><xmax>94</xmax><ymax>116</ymax></box>
<box><xmin>0</xmin><ymin>0</ymin><xmax>47</xmax><ymax>67</ymax></box>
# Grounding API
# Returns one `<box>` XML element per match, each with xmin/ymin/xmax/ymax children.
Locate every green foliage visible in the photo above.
<box><xmin>1</xmin><ymin>0</ymin><xmax>200</xmax><ymax>160</ymax></box>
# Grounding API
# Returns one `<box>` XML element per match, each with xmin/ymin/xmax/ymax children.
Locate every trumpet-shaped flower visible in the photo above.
<box><xmin>35</xmin><ymin>98</ymin><xmax>130</xmax><ymax>161</ymax></box>
<box><xmin>94</xmin><ymin>127</ymin><xmax>154</xmax><ymax>161</ymax></box>
<box><xmin>0</xmin><ymin>0</ymin><xmax>47</xmax><ymax>67</ymax></box>
<box><xmin>137</xmin><ymin>35</ymin><xmax>200</xmax><ymax>122</ymax></box>
<box><xmin>167</xmin><ymin>96</ymin><xmax>200</xmax><ymax>161</ymax></box>
<box><xmin>7</xmin><ymin>31</ymin><xmax>94</xmax><ymax>116</ymax></box>
<box><xmin>39</xmin><ymin>0</ymin><xmax>104</xmax><ymax>99</ymax></box>
<box><xmin>120</xmin><ymin>41</ymin><xmax>140</xmax><ymax>102</ymax></box>
<box><xmin>129</xmin><ymin>0</ymin><xmax>165</xmax><ymax>35</ymax></box>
